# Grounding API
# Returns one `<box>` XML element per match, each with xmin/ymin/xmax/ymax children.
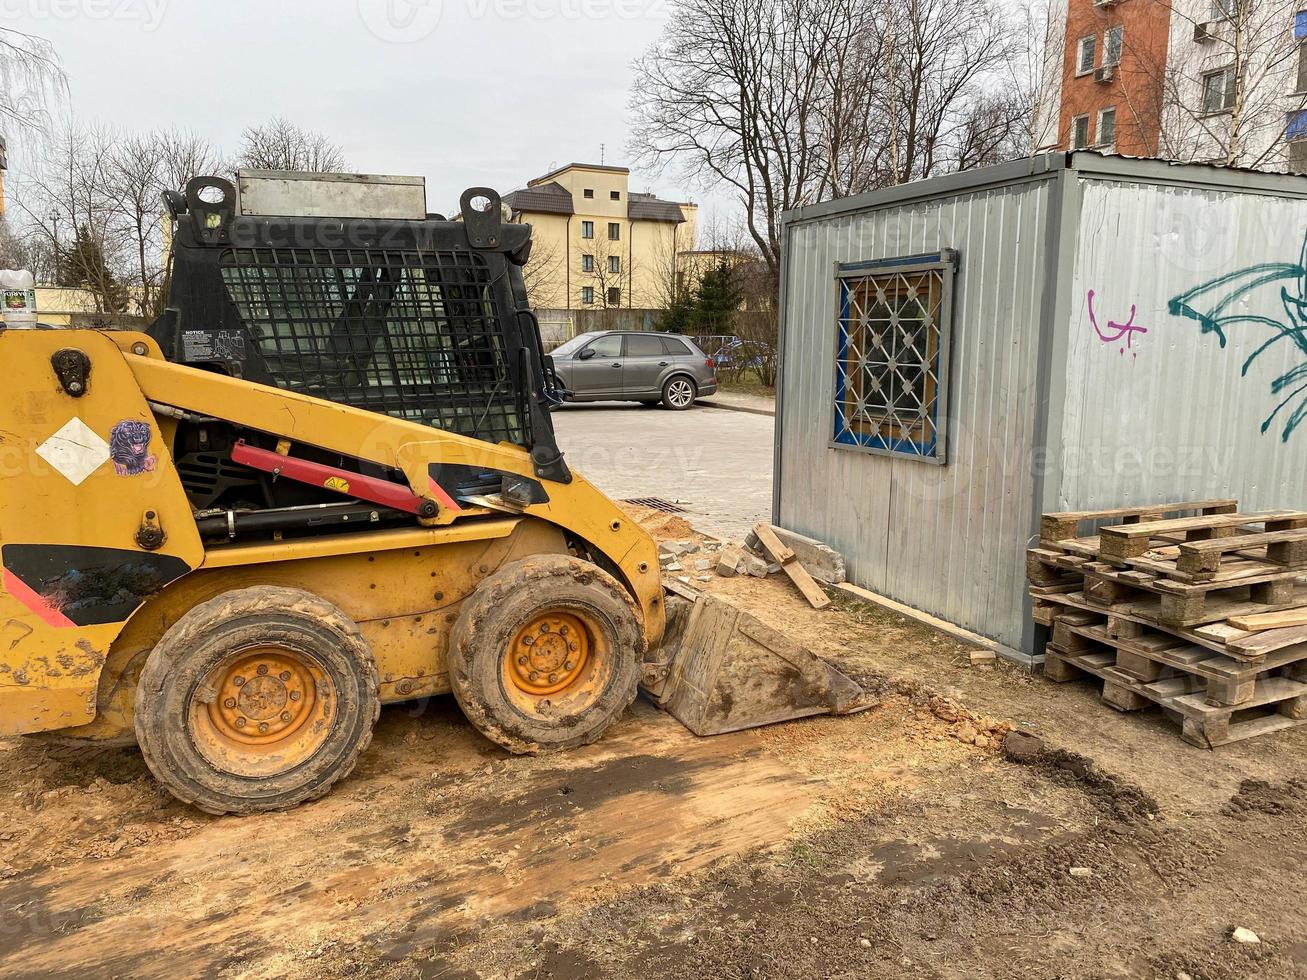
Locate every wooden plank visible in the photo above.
<box><xmin>1227</xmin><ymin>627</ymin><xmax>1307</xmax><ymax>657</ymax></box>
<box><xmin>1174</xmin><ymin>677</ymin><xmax>1307</xmax><ymax>717</ymax></box>
<box><xmin>1040</xmin><ymin>499</ymin><xmax>1238</xmax><ymax>539</ymax></box>
<box><xmin>1099</xmin><ymin>513</ymin><xmax>1306</xmax><ymax>562</ymax></box>
<box><xmin>1177</xmin><ymin>527</ymin><xmax>1307</xmax><ymax>574</ymax></box>
<box><xmin>1227</xmin><ymin>609</ymin><xmax>1307</xmax><ymax>632</ymax></box>
<box><xmin>752</xmin><ymin>524</ymin><xmax>796</xmax><ymax>565</ymax></box>
<box><xmin>755</xmin><ymin>522</ymin><xmax>829</xmax><ymax>610</ymax></box>
<box><xmin>1102</xmin><ymin>511</ymin><xmax>1304</xmax><ymax>541</ymax></box>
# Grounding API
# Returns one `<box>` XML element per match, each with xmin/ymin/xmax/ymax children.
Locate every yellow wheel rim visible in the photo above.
<box><xmin>506</xmin><ymin>611</ymin><xmax>591</xmax><ymax>697</ymax></box>
<box><xmin>190</xmin><ymin>646</ymin><xmax>333</xmax><ymax>778</ymax></box>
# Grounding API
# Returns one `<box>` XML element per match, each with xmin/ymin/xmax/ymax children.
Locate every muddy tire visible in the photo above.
<box><xmin>135</xmin><ymin>586</ymin><xmax>380</xmax><ymax>815</ymax></box>
<box><xmin>449</xmin><ymin>556</ymin><xmax>644</xmax><ymax>754</ymax></box>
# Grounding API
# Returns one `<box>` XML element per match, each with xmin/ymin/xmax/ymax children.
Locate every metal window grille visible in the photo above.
<box><xmin>219</xmin><ymin>246</ymin><xmax>526</xmax><ymax>445</ymax></box>
<box><xmin>832</xmin><ymin>252</ymin><xmax>956</xmax><ymax>463</ymax></box>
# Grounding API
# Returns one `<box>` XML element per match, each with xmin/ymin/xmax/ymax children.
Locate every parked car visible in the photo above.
<box><xmin>549</xmin><ymin>331</ymin><xmax>718</xmax><ymax>410</ymax></box>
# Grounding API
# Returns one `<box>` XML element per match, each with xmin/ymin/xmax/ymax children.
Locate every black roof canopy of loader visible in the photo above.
<box><xmin>150</xmin><ymin>178</ymin><xmax>552</xmax><ymax>453</ymax></box>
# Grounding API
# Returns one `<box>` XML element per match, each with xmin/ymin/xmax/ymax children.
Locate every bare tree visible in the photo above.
<box><xmin>233</xmin><ymin>117</ymin><xmax>348</xmax><ymax>173</ymax></box>
<box><xmin>0</xmin><ymin>28</ymin><xmax>66</xmax><ymax>144</ymax></box>
<box><xmin>108</xmin><ymin>132</ymin><xmax>166</xmax><ymax>315</ymax></box>
<box><xmin>1159</xmin><ymin>0</ymin><xmax>1305</xmax><ymax>169</ymax></box>
<box><xmin>519</xmin><ymin>234</ymin><xmax>564</xmax><ymax>310</ymax></box>
<box><xmin>12</xmin><ymin>123</ymin><xmax>130</xmax><ymax>313</ymax></box>
<box><xmin>156</xmin><ymin>127</ymin><xmax>222</xmax><ymax>191</ymax></box>
<box><xmin>631</xmin><ymin>0</ymin><xmax>1024</xmax><ymax>295</ymax></box>
<box><xmin>631</xmin><ymin>0</ymin><xmax>867</xmax><ymax>294</ymax></box>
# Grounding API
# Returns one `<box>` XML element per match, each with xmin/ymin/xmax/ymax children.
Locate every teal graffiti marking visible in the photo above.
<box><xmin>1168</xmin><ymin>236</ymin><xmax>1307</xmax><ymax>443</ymax></box>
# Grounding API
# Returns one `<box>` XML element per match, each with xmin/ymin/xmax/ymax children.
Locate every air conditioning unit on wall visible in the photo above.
<box><xmin>1194</xmin><ymin>21</ymin><xmax>1214</xmax><ymax>42</ymax></box>
<box><xmin>1095</xmin><ymin>66</ymin><xmax>1116</xmax><ymax>83</ymax></box>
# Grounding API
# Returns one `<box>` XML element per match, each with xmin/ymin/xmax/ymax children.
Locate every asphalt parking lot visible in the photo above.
<box><xmin>550</xmin><ymin>401</ymin><xmax>774</xmax><ymax>539</ymax></box>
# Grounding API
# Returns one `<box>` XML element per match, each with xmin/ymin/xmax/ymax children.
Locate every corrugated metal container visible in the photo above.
<box><xmin>775</xmin><ymin>153</ymin><xmax>1307</xmax><ymax>658</ymax></box>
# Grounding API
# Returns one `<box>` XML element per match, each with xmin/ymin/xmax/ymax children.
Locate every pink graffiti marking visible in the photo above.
<box><xmin>1087</xmin><ymin>290</ymin><xmax>1147</xmax><ymax>358</ymax></box>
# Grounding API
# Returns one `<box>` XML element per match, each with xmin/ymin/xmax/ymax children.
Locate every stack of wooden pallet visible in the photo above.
<box><xmin>1027</xmin><ymin>499</ymin><xmax>1307</xmax><ymax>748</ymax></box>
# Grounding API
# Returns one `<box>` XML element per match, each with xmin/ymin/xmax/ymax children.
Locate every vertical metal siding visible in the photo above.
<box><xmin>1059</xmin><ymin>178</ymin><xmax>1307</xmax><ymax>513</ymax></box>
<box><xmin>778</xmin><ymin>179</ymin><xmax>1056</xmax><ymax>650</ymax></box>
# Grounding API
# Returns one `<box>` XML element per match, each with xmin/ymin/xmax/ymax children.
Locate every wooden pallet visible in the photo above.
<box><xmin>1029</xmin><ymin>590</ymin><xmax>1307</xmax><ymax>664</ymax></box>
<box><xmin>1049</xmin><ymin>608</ymin><xmax>1307</xmax><ymax>707</ymax></box>
<box><xmin>1044</xmin><ymin>641</ymin><xmax>1307</xmax><ymax>748</ymax></box>
<box><xmin>1079</xmin><ymin>560</ymin><xmax>1307</xmax><ymax>628</ymax></box>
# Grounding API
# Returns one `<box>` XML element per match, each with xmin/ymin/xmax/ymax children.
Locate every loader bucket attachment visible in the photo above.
<box><xmin>643</xmin><ymin>594</ymin><xmax>873</xmax><ymax>736</ymax></box>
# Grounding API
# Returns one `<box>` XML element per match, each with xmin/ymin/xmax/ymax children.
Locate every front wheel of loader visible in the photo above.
<box><xmin>450</xmin><ymin>556</ymin><xmax>644</xmax><ymax>754</ymax></box>
<box><xmin>135</xmin><ymin>586</ymin><xmax>380</xmax><ymax>815</ymax></box>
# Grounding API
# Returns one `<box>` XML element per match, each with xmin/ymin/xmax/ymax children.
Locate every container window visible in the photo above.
<box><xmin>833</xmin><ymin>252</ymin><xmax>956</xmax><ymax>463</ymax></box>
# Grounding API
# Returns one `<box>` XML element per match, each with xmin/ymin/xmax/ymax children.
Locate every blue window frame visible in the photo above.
<box><xmin>1289</xmin><ymin>109</ymin><xmax>1307</xmax><ymax>141</ymax></box>
<box><xmin>832</xmin><ymin>251</ymin><xmax>957</xmax><ymax>463</ymax></box>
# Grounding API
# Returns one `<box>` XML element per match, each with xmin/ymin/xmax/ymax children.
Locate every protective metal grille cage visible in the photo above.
<box><xmin>834</xmin><ymin>255</ymin><xmax>954</xmax><ymax>462</ymax></box>
<box><xmin>220</xmin><ymin>247</ymin><xmax>526</xmax><ymax>445</ymax></box>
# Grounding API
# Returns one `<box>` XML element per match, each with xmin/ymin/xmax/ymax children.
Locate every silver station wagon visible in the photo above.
<box><xmin>549</xmin><ymin>331</ymin><xmax>718</xmax><ymax>410</ymax></box>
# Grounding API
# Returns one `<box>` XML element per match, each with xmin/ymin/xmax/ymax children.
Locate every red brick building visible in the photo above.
<box><xmin>1054</xmin><ymin>0</ymin><xmax>1173</xmax><ymax>154</ymax></box>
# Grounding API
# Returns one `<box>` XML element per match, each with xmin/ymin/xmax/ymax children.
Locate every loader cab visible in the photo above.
<box><xmin>148</xmin><ymin>174</ymin><xmax>567</xmax><ymax>502</ymax></box>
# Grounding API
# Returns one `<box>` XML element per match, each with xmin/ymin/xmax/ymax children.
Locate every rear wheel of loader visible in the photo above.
<box><xmin>135</xmin><ymin>586</ymin><xmax>380</xmax><ymax>815</ymax></box>
<box><xmin>450</xmin><ymin>556</ymin><xmax>644</xmax><ymax>754</ymax></box>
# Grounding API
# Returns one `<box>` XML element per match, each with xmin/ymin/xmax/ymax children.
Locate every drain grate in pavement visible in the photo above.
<box><xmin>623</xmin><ymin>497</ymin><xmax>688</xmax><ymax>514</ymax></box>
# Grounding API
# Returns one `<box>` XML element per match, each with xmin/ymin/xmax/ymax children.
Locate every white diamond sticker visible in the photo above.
<box><xmin>36</xmin><ymin>417</ymin><xmax>111</xmax><ymax>486</ymax></box>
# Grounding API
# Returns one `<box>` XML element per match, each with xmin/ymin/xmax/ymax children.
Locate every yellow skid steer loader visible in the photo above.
<box><xmin>0</xmin><ymin>176</ymin><xmax>868</xmax><ymax>813</ymax></box>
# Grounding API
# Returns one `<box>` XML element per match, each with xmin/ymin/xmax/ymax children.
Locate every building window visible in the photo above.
<box><xmin>607</xmin><ymin>287</ymin><xmax>622</xmax><ymax>306</ymax></box>
<box><xmin>1097</xmin><ymin>107</ymin><xmax>1117</xmax><ymax>149</ymax></box>
<box><xmin>581</xmin><ymin>286</ymin><xmax>595</xmax><ymax>305</ymax></box>
<box><xmin>1202</xmin><ymin>66</ymin><xmax>1236</xmax><ymax>114</ymax></box>
<box><xmin>1071</xmin><ymin>114</ymin><xmax>1091</xmax><ymax>150</ymax></box>
<box><xmin>1104</xmin><ymin>25</ymin><xmax>1123</xmax><ymax>67</ymax></box>
<box><xmin>610</xmin><ymin>191</ymin><xmax>621</xmax><ymax>201</ymax></box>
<box><xmin>1210</xmin><ymin>0</ymin><xmax>1235</xmax><ymax>20</ymax></box>
<box><xmin>1297</xmin><ymin>40</ymin><xmax>1307</xmax><ymax>93</ymax></box>
<box><xmin>582</xmin><ymin>254</ymin><xmax>594</xmax><ymax>272</ymax></box>
<box><xmin>1290</xmin><ymin>140</ymin><xmax>1307</xmax><ymax>175</ymax></box>
<box><xmin>581</xmin><ymin>220</ymin><xmax>594</xmax><ymax>239</ymax></box>
<box><xmin>608</xmin><ymin>222</ymin><xmax>621</xmax><ymax>241</ymax></box>
<box><xmin>1288</xmin><ymin>108</ymin><xmax>1307</xmax><ymax>142</ymax></box>
<box><xmin>608</xmin><ymin>255</ymin><xmax>621</xmax><ymax>274</ymax></box>
<box><xmin>1076</xmin><ymin>36</ymin><xmax>1096</xmax><ymax>75</ymax></box>
<box><xmin>584</xmin><ymin>189</ymin><xmax>594</xmax><ymax>199</ymax></box>
<box><xmin>833</xmin><ymin>252</ymin><xmax>956</xmax><ymax>463</ymax></box>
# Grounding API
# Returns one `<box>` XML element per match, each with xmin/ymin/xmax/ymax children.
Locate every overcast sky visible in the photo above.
<box><xmin>7</xmin><ymin>0</ymin><xmax>730</xmax><ymax>224</ymax></box>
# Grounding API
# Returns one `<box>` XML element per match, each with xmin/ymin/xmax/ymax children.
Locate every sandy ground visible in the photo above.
<box><xmin>2</xmin><ymin>508</ymin><xmax>1306</xmax><ymax>978</ymax></box>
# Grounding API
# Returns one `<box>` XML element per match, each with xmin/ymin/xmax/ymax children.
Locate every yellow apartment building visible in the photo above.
<box><xmin>503</xmin><ymin>163</ymin><xmax>697</xmax><ymax>312</ymax></box>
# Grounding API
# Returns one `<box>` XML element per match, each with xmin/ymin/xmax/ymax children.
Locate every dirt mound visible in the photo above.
<box><xmin>1223</xmin><ymin>778</ymin><xmax>1307</xmax><ymax>821</ymax></box>
<box><xmin>616</xmin><ymin>503</ymin><xmax>699</xmax><ymax>542</ymax></box>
